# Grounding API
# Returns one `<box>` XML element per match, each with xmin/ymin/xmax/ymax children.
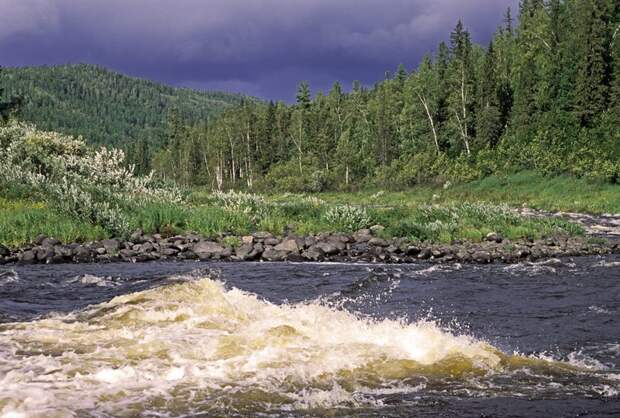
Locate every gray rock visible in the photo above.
<box><xmin>139</xmin><ymin>242</ymin><xmax>155</xmax><ymax>253</ymax></box>
<box><xmin>486</xmin><ymin>232</ymin><xmax>503</xmax><ymax>243</ymax></box>
<box><xmin>0</xmin><ymin>244</ymin><xmax>10</xmax><ymax>257</ymax></box>
<box><xmin>331</xmin><ymin>233</ymin><xmax>353</xmax><ymax>243</ymax></box>
<box><xmin>386</xmin><ymin>245</ymin><xmax>399</xmax><ymax>254</ymax></box>
<box><xmin>406</xmin><ymin>246</ymin><xmax>421</xmax><ymax>256</ymax></box>
<box><xmin>315</xmin><ymin>241</ymin><xmax>339</xmax><ymax>255</ymax></box>
<box><xmin>275</xmin><ymin>239</ymin><xmax>300</xmax><ymax>253</ymax></box>
<box><xmin>119</xmin><ymin>249</ymin><xmax>137</xmax><ymax>259</ymax></box>
<box><xmin>262</xmin><ymin>247</ymin><xmax>287</xmax><ymax>261</ymax></box>
<box><xmin>330</xmin><ymin>239</ymin><xmax>347</xmax><ymax>251</ymax></box>
<box><xmin>417</xmin><ymin>248</ymin><xmax>432</xmax><ymax>259</ymax></box>
<box><xmin>304</xmin><ymin>236</ymin><xmax>317</xmax><ymax>247</ymax></box>
<box><xmin>160</xmin><ymin>247</ymin><xmax>179</xmax><ymax>257</ymax></box>
<box><xmin>456</xmin><ymin>250</ymin><xmax>471</xmax><ymax>262</ymax></box>
<box><xmin>181</xmin><ymin>250</ymin><xmax>198</xmax><ymax>260</ymax></box>
<box><xmin>369</xmin><ymin>225</ymin><xmax>385</xmax><ymax>235</ymax></box>
<box><xmin>101</xmin><ymin>238</ymin><xmax>121</xmax><ymax>252</ymax></box>
<box><xmin>431</xmin><ymin>248</ymin><xmax>446</xmax><ymax>258</ymax></box>
<box><xmin>349</xmin><ymin>242</ymin><xmax>369</xmax><ymax>256</ymax></box>
<box><xmin>33</xmin><ymin>234</ymin><xmax>47</xmax><ymax>245</ymax></box>
<box><xmin>129</xmin><ymin>229</ymin><xmax>145</xmax><ymax>243</ymax></box>
<box><xmin>19</xmin><ymin>250</ymin><xmax>36</xmax><ymax>263</ymax></box>
<box><xmin>368</xmin><ymin>237</ymin><xmax>389</xmax><ymax>247</ymax></box>
<box><xmin>171</xmin><ymin>240</ymin><xmax>187</xmax><ymax>251</ymax></box>
<box><xmin>264</xmin><ymin>237</ymin><xmax>281</xmax><ymax>246</ymax></box>
<box><xmin>193</xmin><ymin>241</ymin><xmax>228</xmax><ymax>260</ymax></box>
<box><xmin>353</xmin><ymin>229</ymin><xmax>372</xmax><ymax>242</ymax></box>
<box><xmin>41</xmin><ymin>237</ymin><xmax>61</xmax><ymax>247</ymax></box>
<box><xmin>252</xmin><ymin>231</ymin><xmax>273</xmax><ymax>240</ymax></box>
<box><xmin>34</xmin><ymin>246</ymin><xmax>54</xmax><ymax>261</ymax></box>
<box><xmin>234</xmin><ymin>243</ymin><xmax>255</xmax><ymax>260</ymax></box>
<box><xmin>73</xmin><ymin>246</ymin><xmax>93</xmax><ymax>262</ymax></box>
<box><xmin>472</xmin><ymin>251</ymin><xmax>491</xmax><ymax>264</ymax></box>
<box><xmin>185</xmin><ymin>233</ymin><xmax>201</xmax><ymax>243</ymax></box>
<box><xmin>48</xmin><ymin>254</ymin><xmax>65</xmax><ymax>264</ymax></box>
<box><xmin>303</xmin><ymin>246</ymin><xmax>325</xmax><ymax>261</ymax></box>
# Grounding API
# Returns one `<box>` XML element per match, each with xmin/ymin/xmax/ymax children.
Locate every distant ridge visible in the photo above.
<box><xmin>0</xmin><ymin>63</ymin><xmax>255</xmax><ymax>147</ymax></box>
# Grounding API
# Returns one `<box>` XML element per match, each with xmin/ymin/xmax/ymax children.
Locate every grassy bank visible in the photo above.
<box><xmin>314</xmin><ymin>172</ymin><xmax>620</xmax><ymax>215</ymax></box>
<box><xmin>0</xmin><ymin>198</ymin><xmax>108</xmax><ymax>248</ymax></box>
<box><xmin>2</xmin><ymin>172</ymin><xmax>600</xmax><ymax>248</ymax></box>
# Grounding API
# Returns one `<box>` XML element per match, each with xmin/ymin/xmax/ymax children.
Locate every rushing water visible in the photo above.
<box><xmin>1</xmin><ymin>256</ymin><xmax>619</xmax><ymax>417</ymax></box>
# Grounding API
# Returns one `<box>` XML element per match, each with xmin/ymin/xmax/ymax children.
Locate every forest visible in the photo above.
<box><xmin>0</xmin><ymin>64</ymin><xmax>250</xmax><ymax>147</ymax></box>
<box><xmin>138</xmin><ymin>0</ymin><xmax>620</xmax><ymax>191</ymax></box>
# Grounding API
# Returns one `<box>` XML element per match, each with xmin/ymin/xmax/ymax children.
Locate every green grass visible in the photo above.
<box><xmin>3</xmin><ymin>171</ymin><xmax>615</xmax><ymax>248</ymax></box>
<box><xmin>308</xmin><ymin>172</ymin><xmax>620</xmax><ymax>215</ymax></box>
<box><xmin>0</xmin><ymin>198</ymin><xmax>108</xmax><ymax>247</ymax></box>
<box><xmin>440</xmin><ymin>172</ymin><xmax>620</xmax><ymax>214</ymax></box>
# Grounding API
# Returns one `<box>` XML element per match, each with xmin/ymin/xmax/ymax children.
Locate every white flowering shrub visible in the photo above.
<box><xmin>415</xmin><ymin>202</ymin><xmax>517</xmax><ymax>225</ymax></box>
<box><xmin>0</xmin><ymin>122</ymin><xmax>181</xmax><ymax>234</ymax></box>
<box><xmin>208</xmin><ymin>190</ymin><xmax>266</xmax><ymax>214</ymax></box>
<box><xmin>370</xmin><ymin>190</ymin><xmax>385</xmax><ymax>200</ymax></box>
<box><xmin>302</xmin><ymin>195</ymin><xmax>325</xmax><ymax>207</ymax></box>
<box><xmin>325</xmin><ymin>205</ymin><xmax>372</xmax><ymax>232</ymax></box>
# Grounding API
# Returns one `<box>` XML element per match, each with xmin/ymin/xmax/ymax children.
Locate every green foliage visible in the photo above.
<box><xmin>0</xmin><ymin>122</ymin><xmax>182</xmax><ymax>236</ymax></box>
<box><xmin>0</xmin><ymin>198</ymin><xmax>107</xmax><ymax>247</ymax></box>
<box><xmin>0</xmin><ymin>64</ymin><xmax>252</xmax><ymax>147</ymax></box>
<box><xmin>129</xmin><ymin>203</ymin><xmax>189</xmax><ymax>235</ymax></box>
<box><xmin>117</xmin><ymin>0</ymin><xmax>617</xmax><ymax>192</ymax></box>
<box><xmin>374</xmin><ymin>202</ymin><xmax>581</xmax><ymax>243</ymax></box>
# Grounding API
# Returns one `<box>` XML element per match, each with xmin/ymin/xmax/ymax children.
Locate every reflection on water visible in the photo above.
<box><xmin>1</xmin><ymin>256</ymin><xmax>619</xmax><ymax>417</ymax></box>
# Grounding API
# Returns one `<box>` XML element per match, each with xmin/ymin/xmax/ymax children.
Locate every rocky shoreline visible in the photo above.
<box><xmin>1</xmin><ymin>226</ymin><xmax>618</xmax><ymax>266</ymax></box>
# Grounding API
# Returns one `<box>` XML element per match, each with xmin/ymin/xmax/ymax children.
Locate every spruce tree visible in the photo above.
<box><xmin>296</xmin><ymin>81</ymin><xmax>311</xmax><ymax>109</ymax></box>
<box><xmin>476</xmin><ymin>42</ymin><xmax>503</xmax><ymax>148</ymax></box>
<box><xmin>0</xmin><ymin>67</ymin><xmax>22</xmax><ymax>123</ymax></box>
<box><xmin>574</xmin><ymin>0</ymin><xmax>610</xmax><ymax>126</ymax></box>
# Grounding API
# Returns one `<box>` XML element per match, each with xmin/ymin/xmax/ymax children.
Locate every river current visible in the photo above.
<box><xmin>1</xmin><ymin>256</ymin><xmax>619</xmax><ymax>417</ymax></box>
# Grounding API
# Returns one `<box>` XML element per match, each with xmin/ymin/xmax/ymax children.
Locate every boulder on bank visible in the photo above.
<box><xmin>193</xmin><ymin>241</ymin><xmax>231</xmax><ymax>260</ymax></box>
<box><xmin>274</xmin><ymin>239</ymin><xmax>300</xmax><ymax>253</ymax></box>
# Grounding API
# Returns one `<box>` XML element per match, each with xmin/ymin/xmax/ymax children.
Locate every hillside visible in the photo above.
<box><xmin>0</xmin><ymin>64</ymin><xmax>252</xmax><ymax>147</ymax></box>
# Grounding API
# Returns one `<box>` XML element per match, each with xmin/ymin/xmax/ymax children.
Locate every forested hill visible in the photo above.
<box><xmin>0</xmin><ymin>64</ymin><xmax>252</xmax><ymax>147</ymax></box>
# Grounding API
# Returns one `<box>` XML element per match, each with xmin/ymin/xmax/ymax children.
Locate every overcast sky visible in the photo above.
<box><xmin>0</xmin><ymin>0</ymin><xmax>518</xmax><ymax>101</ymax></box>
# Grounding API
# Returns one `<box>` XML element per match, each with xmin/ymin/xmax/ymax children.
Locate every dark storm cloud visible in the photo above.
<box><xmin>0</xmin><ymin>0</ymin><xmax>518</xmax><ymax>101</ymax></box>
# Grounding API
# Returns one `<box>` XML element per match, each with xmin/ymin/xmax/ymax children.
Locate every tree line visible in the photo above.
<box><xmin>4</xmin><ymin>1</ymin><xmax>620</xmax><ymax>192</ymax></box>
<box><xmin>149</xmin><ymin>0</ymin><xmax>619</xmax><ymax>191</ymax></box>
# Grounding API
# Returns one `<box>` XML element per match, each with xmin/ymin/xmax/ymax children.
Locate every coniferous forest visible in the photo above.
<box><xmin>0</xmin><ymin>64</ymin><xmax>251</xmax><ymax>148</ymax></box>
<box><xmin>2</xmin><ymin>0</ymin><xmax>620</xmax><ymax>192</ymax></box>
<box><xmin>142</xmin><ymin>0</ymin><xmax>620</xmax><ymax>190</ymax></box>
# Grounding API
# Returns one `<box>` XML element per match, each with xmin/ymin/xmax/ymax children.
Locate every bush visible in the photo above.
<box><xmin>0</xmin><ymin>122</ymin><xmax>182</xmax><ymax>235</ymax></box>
<box><xmin>324</xmin><ymin>205</ymin><xmax>372</xmax><ymax>232</ymax></box>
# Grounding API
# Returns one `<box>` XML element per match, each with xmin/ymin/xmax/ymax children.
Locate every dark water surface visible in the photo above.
<box><xmin>1</xmin><ymin>256</ymin><xmax>619</xmax><ymax>417</ymax></box>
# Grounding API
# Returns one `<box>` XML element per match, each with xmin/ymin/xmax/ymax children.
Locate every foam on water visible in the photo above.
<box><xmin>0</xmin><ymin>274</ymin><xmax>614</xmax><ymax>417</ymax></box>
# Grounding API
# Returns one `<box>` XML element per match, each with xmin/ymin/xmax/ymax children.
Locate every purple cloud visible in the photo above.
<box><xmin>0</xmin><ymin>0</ymin><xmax>518</xmax><ymax>101</ymax></box>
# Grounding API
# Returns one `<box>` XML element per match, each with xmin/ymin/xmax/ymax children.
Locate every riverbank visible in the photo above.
<box><xmin>2</xmin><ymin>174</ymin><xmax>601</xmax><ymax>248</ymax></box>
<box><xmin>1</xmin><ymin>222</ymin><xmax>617</xmax><ymax>266</ymax></box>
<box><xmin>2</xmin><ymin>172</ymin><xmax>619</xmax><ymax>264</ymax></box>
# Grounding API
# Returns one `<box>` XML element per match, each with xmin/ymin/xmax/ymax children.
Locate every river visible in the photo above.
<box><xmin>1</xmin><ymin>256</ymin><xmax>619</xmax><ymax>417</ymax></box>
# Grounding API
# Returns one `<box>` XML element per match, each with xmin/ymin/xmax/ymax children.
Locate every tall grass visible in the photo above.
<box><xmin>0</xmin><ymin>199</ymin><xmax>107</xmax><ymax>247</ymax></box>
